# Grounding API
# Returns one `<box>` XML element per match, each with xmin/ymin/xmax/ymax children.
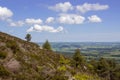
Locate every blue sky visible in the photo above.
<box><xmin>0</xmin><ymin>0</ymin><xmax>120</xmax><ymax>42</ymax></box>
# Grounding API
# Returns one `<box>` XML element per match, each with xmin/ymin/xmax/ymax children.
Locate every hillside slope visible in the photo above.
<box><xmin>0</xmin><ymin>32</ymin><xmax>101</xmax><ymax>80</ymax></box>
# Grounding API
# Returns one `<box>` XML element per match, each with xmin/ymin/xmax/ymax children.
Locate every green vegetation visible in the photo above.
<box><xmin>74</xmin><ymin>73</ymin><xmax>100</xmax><ymax>80</ymax></box>
<box><xmin>59</xmin><ymin>55</ymin><xmax>70</xmax><ymax>65</ymax></box>
<box><xmin>42</xmin><ymin>40</ymin><xmax>52</xmax><ymax>50</ymax></box>
<box><xmin>0</xmin><ymin>32</ymin><xmax>120</xmax><ymax>80</ymax></box>
<box><xmin>0</xmin><ymin>65</ymin><xmax>10</xmax><ymax>77</ymax></box>
<box><xmin>58</xmin><ymin>65</ymin><xmax>67</xmax><ymax>71</ymax></box>
<box><xmin>48</xmin><ymin>42</ymin><xmax>120</xmax><ymax>63</ymax></box>
<box><xmin>89</xmin><ymin>58</ymin><xmax>120</xmax><ymax>80</ymax></box>
<box><xmin>73</xmin><ymin>49</ymin><xmax>85</xmax><ymax>68</ymax></box>
<box><xmin>52</xmin><ymin>73</ymin><xmax>68</xmax><ymax>80</ymax></box>
<box><xmin>25</xmin><ymin>34</ymin><xmax>31</xmax><ymax>42</ymax></box>
<box><xmin>6</xmin><ymin>40</ymin><xmax>20</xmax><ymax>53</ymax></box>
<box><xmin>0</xmin><ymin>51</ymin><xmax>7</xmax><ymax>59</ymax></box>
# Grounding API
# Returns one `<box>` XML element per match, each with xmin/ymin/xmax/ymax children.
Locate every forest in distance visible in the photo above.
<box><xmin>38</xmin><ymin>42</ymin><xmax>120</xmax><ymax>63</ymax></box>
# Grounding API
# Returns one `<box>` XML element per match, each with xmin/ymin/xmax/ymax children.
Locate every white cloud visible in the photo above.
<box><xmin>25</xmin><ymin>18</ymin><xmax>43</xmax><ymax>25</ymax></box>
<box><xmin>8</xmin><ymin>18</ymin><xmax>43</xmax><ymax>27</ymax></box>
<box><xmin>49</xmin><ymin>2</ymin><xmax>73</xmax><ymax>12</ymax></box>
<box><xmin>58</xmin><ymin>14</ymin><xmax>85</xmax><ymax>24</ymax></box>
<box><xmin>88</xmin><ymin>15</ymin><xmax>102</xmax><ymax>23</ymax></box>
<box><xmin>46</xmin><ymin>17</ymin><xmax>54</xmax><ymax>23</ymax></box>
<box><xmin>0</xmin><ymin>6</ymin><xmax>13</xmax><ymax>20</ymax></box>
<box><xmin>76</xmin><ymin>3</ymin><xmax>109</xmax><ymax>13</ymax></box>
<box><xmin>27</xmin><ymin>27</ymin><xmax>34</xmax><ymax>32</ymax></box>
<box><xmin>27</xmin><ymin>24</ymin><xmax>63</xmax><ymax>33</ymax></box>
<box><xmin>9</xmin><ymin>21</ymin><xmax>24</xmax><ymax>27</ymax></box>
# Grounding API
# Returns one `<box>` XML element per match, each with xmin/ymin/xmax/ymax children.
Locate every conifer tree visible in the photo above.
<box><xmin>73</xmin><ymin>49</ymin><xmax>84</xmax><ymax>68</ymax></box>
<box><xmin>42</xmin><ymin>40</ymin><xmax>52</xmax><ymax>50</ymax></box>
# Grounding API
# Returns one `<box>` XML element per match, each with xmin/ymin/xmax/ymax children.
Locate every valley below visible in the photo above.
<box><xmin>39</xmin><ymin>42</ymin><xmax>120</xmax><ymax>63</ymax></box>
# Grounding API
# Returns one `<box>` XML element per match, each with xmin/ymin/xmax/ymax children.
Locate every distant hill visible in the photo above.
<box><xmin>0</xmin><ymin>32</ymin><xmax>102</xmax><ymax>80</ymax></box>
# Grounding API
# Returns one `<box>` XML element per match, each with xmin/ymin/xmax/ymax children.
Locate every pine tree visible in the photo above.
<box><xmin>73</xmin><ymin>49</ymin><xmax>84</xmax><ymax>68</ymax></box>
<box><xmin>42</xmin><ymin>40</ymin><xmax>52</xmax><ymax>50</ymax></box>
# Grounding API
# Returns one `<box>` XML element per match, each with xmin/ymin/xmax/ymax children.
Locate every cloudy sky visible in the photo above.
<box><xmin>0</xmin><ymin>0</ymin><xmax>120</xmax><ymax>42</ymax></box>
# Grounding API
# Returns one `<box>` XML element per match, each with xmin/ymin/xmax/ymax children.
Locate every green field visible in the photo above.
<box><xmin>39</xmin><ymin>42</ymin><xmax>120</xmax><ymax>63</ymax></box>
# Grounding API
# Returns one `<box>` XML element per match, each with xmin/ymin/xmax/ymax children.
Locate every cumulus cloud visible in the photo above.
<box><xmin>76</xmin><ymin>3</ymin><xmax>109</xmax><ymax>13</ymax></box>
<box><xmin>9</xmin><ymin>21</ymin><xmax>24</xmax><ymax>27</ymax></box>
<box><xmin>88</xmin><ymin>15</ymin><xmax>102</xmax><ymax>23</ymax></box>
<box><xmin>49</xmin><ymin>2</ymin><xmax>73</xmax><ymax>12</ymax></box>
<box><xmin>0</xmin><ymin>6</ymin><xmax>13</xmax><ymax>20</ymax></box>
<box><xmin>58</xmin><ymin>14</ymin><xmax>85</xmax><ymax>24</ymax></box>
<box><xmin>27</xmin><ymin>24</ymin><xmax>63</xmax><ymax>33</ymax></box>
<box><xmin>27</xmin><ymin>27</ymin><xmax>34</xmax><ymax>32</ymax></box>
<box><xmin>46</xmin><ymin>17</ymin><xmax>54</xmax><ymax>23</ymax></box>
<box><xmin>25</xmin><ymin>18</ymin><xmax>43</xmax><ymax>25</ymax></box>
<box><xmin>8</xmin><ymin>18</ymin><xmax>43</xmax><ymax>27</ymax></box>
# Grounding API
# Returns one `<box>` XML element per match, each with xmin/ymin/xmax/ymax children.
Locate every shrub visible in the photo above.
<box><xmin>0</xmin><ymin>51</ymin><xmax>7</xmax><ymax>59</ymax></box>
<box><xmin>6</xmin><ymin>40</ymin><xmax>20</xmax><ymax>53</ymax></box>
<box><xmin>52</xmin><ymin>73</ymin><xmax>68</xmax><ymax>80</ymax></box>
<box><xmin>74</xmin><ymin>73</ymin><xmax>99</xmax><ymax>80</ymax></box>
<box><xmin>72</xmin><ymin>49</ymin><xmax>85</xmax><ymax>68</ymax></box>
<box><xmin>59</xmin><ymin>55</ymin><xmax>70</xmax><ymax>65</ymax></box>
<box><xmin>0</xmin><ymin>46</ymin><xmax>6</xmax><ymax>51</ymax></box>
<box><xmin>0</xmin><ymin>65</ymin><xmax>10</xmax><ymax>77</ymax></box>
<box><xmin>58</xmin><ymin>65</ymin><xmax>66</xmax><ymax>71</ymax></box>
